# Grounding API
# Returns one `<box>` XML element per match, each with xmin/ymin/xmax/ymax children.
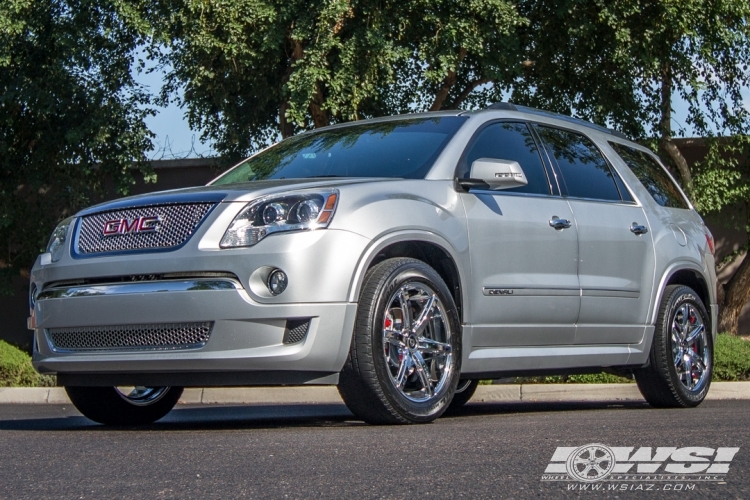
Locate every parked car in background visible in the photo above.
<box><xmin>29</xmin><ymin>103</ymin><xmax>716</xmax><ymax>425</ymax></box>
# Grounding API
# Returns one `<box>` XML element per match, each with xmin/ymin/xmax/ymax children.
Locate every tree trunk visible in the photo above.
<box><xmin>718</xmin><ymin>204</ymin><xmax>750</xmax><ymax>334</ymax></box>
<box><xmin>279</xmin><ymin>40</ymin><xmax>305</xmax><ymax>138</ymax></box>
<box><xmin>658</xmin><ymin>63</ymin><xmax>693</xmax><ymax>199</ymax></box>
<box><xmin>429</xmin><ymin>48</ymin><xmax>467</xmax><ymax>111</ymax></box>
<box><xmin>309</xmin><ymin>83</ymin><xmax>329</xmax><ymax>128</ymax></box>
<box><xmin>445</xmin><ymin>77</ymin><xmax>489</xmax><ymax>110</ymax></box>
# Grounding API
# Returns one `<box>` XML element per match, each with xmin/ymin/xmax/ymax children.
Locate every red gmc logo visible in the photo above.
<box><xmin>103</xmin><ymin>216</ymin><xmax>161</xmax><ymax>236</ymax></box>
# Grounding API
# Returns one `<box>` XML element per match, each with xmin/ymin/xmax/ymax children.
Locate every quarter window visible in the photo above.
<box><xmin>460</xmin><ymin>122</ymin><xmax>551</xmax><ymax>195</ymax></box>
<box><xmin>535</xmin><ymin>126</ymin><xmax>622</xmax><ymax>201</ymax></box>
<box><xmin>609</xmin><ymin>142</ymin><xmax>689</xmax><ymax>209</ymax></box>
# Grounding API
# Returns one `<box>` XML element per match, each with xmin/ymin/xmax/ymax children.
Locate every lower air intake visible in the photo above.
<box><xmin>47</xmin><ymin>322</ymin><xmax>213</xmax><ymax>351</ymax></box>
<box><xmin>283</xmin><ymin>319</ymin><xmax>310</xmax><ymax>344</ymax></box>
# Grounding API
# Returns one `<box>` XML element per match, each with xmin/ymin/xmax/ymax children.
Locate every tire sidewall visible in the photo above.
<box><xmin>367</xmin><ymin>262</ymin><xmax>461</xmax><ymax>422</ymax></box>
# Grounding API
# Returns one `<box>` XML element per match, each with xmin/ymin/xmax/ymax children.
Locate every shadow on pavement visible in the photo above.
<box><xmin>0</xmin><ymin>399</ymin><xmax>653</xmax><ymax>432</ymax></box>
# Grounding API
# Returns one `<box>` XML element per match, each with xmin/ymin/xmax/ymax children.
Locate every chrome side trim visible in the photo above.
<box><xmin>482</xmin><ymin>287</ymin><xmax>579</xmax><ymax>297</ymax></box>
<box><xmin>581</xmin><ymin>288</ymin><xmax>640</xmax><ymax>299</ymax></box>
<box><xmin>482</xmin><ymin>287</ymin><xmax>639</xmax><ymax>298</ymax></box>
<box><xmin>38</xmin><ymin>279</ymin><xmax>242</xmax><ymax>300</ymax></box>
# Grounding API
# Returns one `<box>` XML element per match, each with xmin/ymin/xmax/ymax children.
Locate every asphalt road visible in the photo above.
<box><xmin>0</xmin><ymin>400</ymin><xmax>748</xmax><ymax>499</ymax></box>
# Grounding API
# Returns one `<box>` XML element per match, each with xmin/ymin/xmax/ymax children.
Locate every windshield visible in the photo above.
<box><xmin>212</xmin><ymin>117</ymin><xmax>467</xmax><ymax>185</ymax></box>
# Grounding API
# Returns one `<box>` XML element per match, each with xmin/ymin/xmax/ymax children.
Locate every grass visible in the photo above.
<box><xmin>714</xmin><ymin>333</ymin><xmax>750</xmax><ymax>381</ymax></box>
<box><xmin>0</xmin><ymin>340</ymin><xmax>55</xmax><ymax>387</ymax></box>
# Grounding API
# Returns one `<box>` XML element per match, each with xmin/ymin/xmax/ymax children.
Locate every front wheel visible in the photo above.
<box><xmin>338</xmin><ymin>258</ymin><xmax>461</xmax><ymax>424</ymax></box>
<box><xmin>65</xmin><ymin>386</ymin><xmax>183</xmax><ymax>425</ymax></box>
<box><xmin>635</xmin><ymin>285</ymin><xmax>712</xmax><ymax>408</ymax></box>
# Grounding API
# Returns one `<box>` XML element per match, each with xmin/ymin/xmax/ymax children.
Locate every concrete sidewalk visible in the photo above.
<box><xmin>0</xmin><ymin>382</ymin><xmax>748</xmax><ymax>405</ymax></box>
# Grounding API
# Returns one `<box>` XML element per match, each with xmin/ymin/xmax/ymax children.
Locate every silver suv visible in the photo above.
<box><xmin>30</xmin><ymin>103</ymin><xmax>717</xmax><ymax>425</ymax></box>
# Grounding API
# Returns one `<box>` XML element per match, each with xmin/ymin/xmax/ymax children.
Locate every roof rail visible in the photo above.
<box><xmin>485</xmin><ymin>102</ymin><xmax>628</xmax><ymax>139</ymax></box>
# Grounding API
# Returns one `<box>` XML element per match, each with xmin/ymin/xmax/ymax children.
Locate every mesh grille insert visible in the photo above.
<box><xmin>47</xmin><ymin>322</ymin><xmax>213</xmax><ymax>351</ymax></box>
<box><xmin>283</xmin><ymin>319</ymin><xmax>310</xmax><ymax>344</ymax></box>
<box><xmin>76</xmin><ymin>203</ymin><xmax>215</xmax><ymax>255</ymax></box>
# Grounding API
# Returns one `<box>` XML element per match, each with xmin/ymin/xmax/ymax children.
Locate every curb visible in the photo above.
<box><xmin>1</xmin><ymin>382</ymin><xmax>748</xmax><ymax>405</ymax></box>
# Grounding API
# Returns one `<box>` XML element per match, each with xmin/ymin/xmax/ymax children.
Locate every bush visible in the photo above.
<box><xmin>714</xmin><ymin>333</ymin><xmax>750</xmax><ymax>381</ymax></box>
<box><xmin>0</xmin><ymin>340</ymin><xmax>55</xmax><ymax>387</ymax></box>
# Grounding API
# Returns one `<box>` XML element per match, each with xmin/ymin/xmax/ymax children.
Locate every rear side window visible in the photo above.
<box><xmin>609</xmin><ymin>142</ymin><xmax>689</xmax><ymax>209</ymax></box>
<box><xmin>535</xmin><ymin>125</ymin><xmax>622</xmax><ymax>201</ymax></box>
<box><xmin>460</xmin><ymin>122</ymin><xmax>551</xmax><ymax>195</ymax></box>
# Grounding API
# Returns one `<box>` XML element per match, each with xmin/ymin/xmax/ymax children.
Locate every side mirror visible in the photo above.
<box><xmin>466</xmin><ymin>158</ymin><xmax>528</xmax><ymax>190</ymax></box>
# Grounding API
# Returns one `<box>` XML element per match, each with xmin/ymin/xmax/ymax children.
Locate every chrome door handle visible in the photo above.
<box><xmin>549</xmin><ymin>216</ymin><xmax>572</xmax><ymax>230</ymax></box>
<box><xmin>630</xmin><ymin>223</ymin><xmax>648</xmax><ymax>235</ymax></box>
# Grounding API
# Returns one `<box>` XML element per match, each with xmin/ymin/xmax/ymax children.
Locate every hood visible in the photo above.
<box><xmin>75</xmin><ymin>178</ymin><xmax>388</xmax><ymax>216</ymax></box>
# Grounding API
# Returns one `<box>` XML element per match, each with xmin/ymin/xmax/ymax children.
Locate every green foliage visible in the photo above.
<box><xmin>153</xmin><ymin>0</ymin><xmax>525</xmax><ymax>160</ymax></box>
<box><xmin>513</xmin><ymin>0</ymin><xmax>750</xmax><ymax>141</ymax></box>
<box><xmin>0</xmin><ymin>0</ymin><xmax>156</xmax><ymax>292</ymax></box>
<box><xmin>513</xmin><ymin>373</ymin><xmax>633</xmax><ymax>384</ymax></box>
<box><xmin>0</xmin><ymin>340</ymin><xmax>55</xmax><ymax>387</ymax></box>
<box><xmin>714</xmin><ymin>333</ymin><xmax>750</xmax><ymax>381</ymax></box>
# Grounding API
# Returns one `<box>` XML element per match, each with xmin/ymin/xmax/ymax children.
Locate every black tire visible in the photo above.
<box><xmin>338</xmin><ymin>257</ymin><xmax>461</xmax><ymax>424</ymax></box>
<box><xmin>635</xmin><ymin>285</ymin><xmax>713</xmax><ymax>408</ymax></box>
<box><xmin>65</xmin><ymin>386</ymin><xmax>183</xmax><ymax>425</ymax></box>
<box><xmin>448</xmin><ymin>379</ymin><xmax>479</xmax><ymax>409</ymax></box>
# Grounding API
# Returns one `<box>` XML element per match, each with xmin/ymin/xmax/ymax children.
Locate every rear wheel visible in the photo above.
<box><xmin>338</xmin><ymin>258</ymin><xmax>461</xmax><ymax>424</ymax></box>
<box><xmin>635</xmin><ymin>285</ymin><xmax>712</xmax><ymax>408</ymax></box>
<box><xmin>448</xmin><ymin>379</ymin><xmax>479</xmax><ymax>409</ymax></box>
<box><xmin>65</xmin><ymin>386</ymin><xmax>183</xmax><ymax>425</ymax></box>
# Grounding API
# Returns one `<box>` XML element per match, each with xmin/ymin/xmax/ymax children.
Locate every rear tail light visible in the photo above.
<box><xmin>704</xmin><ymin>226</ymin><xmax>715</xmax><ymax>255</ymax></box>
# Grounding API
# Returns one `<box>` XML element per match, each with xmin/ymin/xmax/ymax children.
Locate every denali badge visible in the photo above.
<box><xmin>103</xmin><ymin>216</ymin><xmax>162</xmax><ymax>236</ymax></box>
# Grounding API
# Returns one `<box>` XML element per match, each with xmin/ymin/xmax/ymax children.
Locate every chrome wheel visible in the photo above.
<box><xmin>670</xmin><ymin>303</ymin><xmax>710</xmax><ymax>392</ymax></box>
<box><xmin>115</xmin><ymin>386</ymin><xmax>170</xmax><ymax>406</ymax></box>
<box><xmin>382</xmin><ymin>281</ymin><xmax>454</xmax><ymax>402</ymax></box>
<box><xmin>455</xmin><ymin>379</ymin><xmax>473</xmax><ymax>394</ymax></box>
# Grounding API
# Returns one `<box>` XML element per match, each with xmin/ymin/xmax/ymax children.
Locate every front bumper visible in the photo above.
<box><xmin>32</xmin><ymin>279</ymin><xmax>357</xmax><ymax>384</ymax></box>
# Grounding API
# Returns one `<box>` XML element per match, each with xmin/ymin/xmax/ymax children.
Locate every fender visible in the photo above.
<box><xmin>650</xmin><ymin>260</ymin><xmax>715</xmax><ymax>331</ymax></box>
<box><xmin>346</xmin><ymin>229</ymin><xmax>470</xmax><ymax>316</ymax></box>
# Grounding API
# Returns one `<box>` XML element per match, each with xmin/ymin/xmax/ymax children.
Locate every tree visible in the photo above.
<box><xmin>0</xmin><ymin>0</ymin><xmax>155</xmax><ymax>293</ymax></box>
<box><xmin>153</xmin><ymin>0</ymin><xmax>525</xmax><ymax>161</ymax></box>
<box><xmin>511</xmin><ymin>0</ymin><xmax>750</xmax><ymax>334</ymax></box>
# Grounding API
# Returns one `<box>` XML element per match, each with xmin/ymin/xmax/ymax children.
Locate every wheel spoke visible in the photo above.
<box><xmin>593</xmin><ymin>463</ymin><xmax>608</xmax><ymax>475</ymax></box>
<box><xmin>411</xmin><ymin>351</ymin><xmax>433</xmax><ymax>397</ymax></box>
<box><xmin>685</xmin><ymin>324</ymin><xmax>705</xmax><ymax>345</ymax></box>
<box><xmin>411</xmin><ymin>294</ymin><xmax>437</xmax><ymax>336</ymax></box>
<box><xmin>395</xmin><ymin>354</ymin><xmax>412</xmax><ymax>389</ymax></box>
<box><xmin>680</xmin><ymin>305</ymin><xmax>690</xmax><ymax>335</ymax></box>
<box><xmin>673</xmin><ymin>347</ymin><xmax>684</xmax><ymax>368</ymax></box>
<box><xmin>384</xmin><ymin>328</ymin><xmax>408</xmax><ymax>347</ymax></box>
<box><xmin>397</xmin><ymin>288</ymin><xmax>412</xmax><ymax>331</ymax></box>
<box><xmin>683</xmin><ymin>355</ymin><xmax>693</xmax><ymax>389</ymax></box>
<box><xmin>418</xmin><ymin>336</ymin><xmax>452</xmax><ymax>355</ymax></box>
<box><xmin>687</xmin><ymin>350</ymin><xmax>706</xmax><ymax>374</ymax></box>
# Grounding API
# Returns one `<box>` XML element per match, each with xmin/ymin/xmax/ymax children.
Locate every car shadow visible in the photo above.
<box><xmin>0</xmin><ymin>399</ymin><xmax>651</xmax><ymax>432</ymax></box>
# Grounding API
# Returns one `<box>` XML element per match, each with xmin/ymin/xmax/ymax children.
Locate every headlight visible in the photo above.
<box><xmin>220</xmin><ymin>190</ymin><xmax>338</xmax><ymax>248</ymax></box>
<box><xmin>46</xmin><ymin>217</ymin><xmax>74</xmax><ymax>262</ymax></box>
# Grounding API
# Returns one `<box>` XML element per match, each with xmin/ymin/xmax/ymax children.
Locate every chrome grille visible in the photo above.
<box><xmin>76</xmin><ymin>203</ymin><xmax>215</xmax><ymax>254</ymax></box>
<box><xmin>47</xmin><ymin>322</ymin><xmax>213</xmax><ymax>351</ymax></box>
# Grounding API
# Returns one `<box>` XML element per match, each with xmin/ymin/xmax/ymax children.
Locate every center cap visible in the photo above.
<box><xmin>407</xmin><ymin>335</ymin><xmax>418</xmax><ymax>349</ymax></box>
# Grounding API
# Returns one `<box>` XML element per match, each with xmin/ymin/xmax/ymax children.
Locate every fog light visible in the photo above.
<box><xmin>267</xmin><ymin>269</ymin><xmax>288</xmax><ymax>295</ymax></box>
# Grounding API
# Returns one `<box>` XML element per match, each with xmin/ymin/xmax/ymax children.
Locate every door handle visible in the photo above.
<box><xmin>549</xmin><ymin>216</ymin><xmax>572</xmax><ymax>230</ymax></box>
<box><xmin>630</xmin><ymin>223</ymin><xmax>648</xmax><ymax>235</ymax></box>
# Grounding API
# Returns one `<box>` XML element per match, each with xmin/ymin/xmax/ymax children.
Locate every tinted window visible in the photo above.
<box><xmin>460</xmin><ymin>122</ymin><xmax>550</xmax><ymax>195</ymax></box>
<box><xmin>609</xmin><ymin>142</ymin><xmax>689</xmax><ymax>209</ymax></box>
<box><xmin>213</xmin><ymin>117</ymin><xmax>467</xmax><ymax>184</ymax></box>
<box><xmin>536</xmin><ymin>126</ymin><xmax>622</xmax><ymax>201</ymax></box>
